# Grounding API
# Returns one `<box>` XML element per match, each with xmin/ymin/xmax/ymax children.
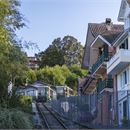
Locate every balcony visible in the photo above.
<box><xmin>97</xmin><ymin>79</ymin><xmax>113</xmax><ymax>94</ymax></box>
<box><xmin>107</xmin><ymin>49</ymin><xmax>130</xmax><ymax>75</ymax></box>
<box><xmin>91</xmin><ymin>48</ymin><xmax>109</xmax><ymax>74</ymax></box>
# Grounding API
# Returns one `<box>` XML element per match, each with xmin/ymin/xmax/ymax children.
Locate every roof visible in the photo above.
<box><xmin>89</xmin><ymin>23</ymin><xmax>124</xmax><ymax>44</ymax></box>
<box><xmin>82</xmin><ymin>22</ymin><xmax>124</xmax><ymax>69</ymax></box>
<box><xmin>17</xmin><ymin>86</ymin><xmax>38</xmax><ymax>91</ymax></box>
<box><xmin>31</xmin><ymin>83</ymin><xmax>49</xmax><ymax>88</ymax></box>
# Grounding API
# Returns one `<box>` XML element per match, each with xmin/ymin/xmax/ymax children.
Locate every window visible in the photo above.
<box><xmin>120</xmin><ymin>70</ymin><xmax>128</xmax><ymax>88</ymax></box>
<box><xmin>119</xmin><ymin>38</ymin><xmax>128</xmax><ymax>49</ymax></box>
<box><xmin>123</xmin><ymin>100</ymin><xmax>128</xmax><ymax>118</ymax></box>
<box><xmin>119</xmin><ymin>103</ymin><xmax>121</xmax><ymax>114</ymax></box>
<box><xmin>124</xmin><ymin>71</ymin><xmax>127</xmax><ymax>84</ymax></box>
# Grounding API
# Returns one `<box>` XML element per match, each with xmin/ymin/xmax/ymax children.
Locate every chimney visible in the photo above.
<box><xmin>105</xmin><ymin>18</ymin><xmax>112</xmax><ymax>31</ymax></box>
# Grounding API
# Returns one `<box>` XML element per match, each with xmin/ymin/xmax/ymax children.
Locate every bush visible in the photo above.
<box><xmin>7</xmin><ymin>94</ymin><xmax>32</xmax><ymax>113</ymax></box>
<box><xmin>0</xmin><ymin>107</ymin><xmax>33</xmax><ymax>129</ymax></box>
<box><xmin>19</xmin><ymin>96</ymin><xmax>32</xmax><ymax>106</ymax></box>
<box><xmin>19</xmin><ymin>96</ymin><xmax>32</xmax><ymax>113</ymax></box>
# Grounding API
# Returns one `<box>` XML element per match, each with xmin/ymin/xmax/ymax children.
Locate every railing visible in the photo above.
<box><xmin>91</xmin><ymin>48</ymin><xmax>109</xmax><ymax>74</ymax></box>
<box><xmin>97</xmin><ymin>78</ymin><xmax>113</xmax><ymax>93</ymax></box>
<box><xmin>107</xmin><ymin>49</ymin><xmax>130</xmax><ymax>71</ymax></box>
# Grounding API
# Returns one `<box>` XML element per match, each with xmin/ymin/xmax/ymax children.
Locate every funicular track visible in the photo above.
<box><xmin>36</xmin><ymin>102</ymin><xmax>68</xmax><ymax>129</ymax></box>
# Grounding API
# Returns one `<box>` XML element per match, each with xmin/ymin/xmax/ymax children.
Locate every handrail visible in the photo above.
<box><xmin>97</xmin><ymin>79</ymin><xmax>113</xmax><ymax>93</ymax></box>
<box><xmin>91</xmin><ymin>48</ymin><xmax>109</xmax><ymax>74</ymax></box>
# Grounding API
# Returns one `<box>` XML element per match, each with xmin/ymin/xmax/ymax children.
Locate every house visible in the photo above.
<box><xmin>16</xmin><ymin>86</ymin><xmax>38</xmax><ymax>98</ymax></box>
<box><xmin>81</xmin><ymin>0</ymin><xmax>130</xmax><ymax>127</ymax></box>
<box><xmin>81</xmin><ymin>18</ymin><xmax>123</xmax><ymax>126</ymax></box>
<box><xmin>55</xmin><ymin>86</ymin><xmax>74</xmax><ymax>99</ymax></box>
<box><xmin>28</xmin><ymin>56</ymin><xmax>39</xmax><ymax>70</ymax></box>
<box><xmin>107</xmin><ymin>0</ymin><xmax>130</xmax><ymax>125</ymax></box>
<box><xmin>17</xmin><ymin>81</ymin><xmax>57</xmax><ymax>100</ymax></box>
<box><xmin>31</xmin><ymin>81</ymin><xmax>57</xmax><ymax>100</ymax></box>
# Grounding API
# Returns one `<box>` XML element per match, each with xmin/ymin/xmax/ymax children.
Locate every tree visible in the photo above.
<box><xmin>39</xmin><ymin>44</ymin><xmax>64</xmax><ymax>67</ymax></box>
<box><xmin>35</xmin><ymin>65</ymin><xmax>87</xmax><ymax>94</ymax></box>
<box><xmin>62</xmin><ymin>36</ymin><xmax>84</xmax><ymax>66</ymax></box>
<box><xmin>38</xmin><ymin>35</ymin><xmax>84</xmax><ymax>67</ymax></box>
<box><xmin>69</xmin><ymin>65</ymin><xmax>87</xmax><ymax>77</ymax></box>
<box><xmin>26</xmin><ymin>69</ymin><xmax>37</xmax><ymax>84</ymax></box>
<box><xmin>0</xmin><ymin>0</ymin><xmax>27</xmax><ymax>102</ymax></box>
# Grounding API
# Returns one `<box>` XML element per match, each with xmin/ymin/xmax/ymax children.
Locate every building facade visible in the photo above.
<box><xmin>81</xmin><ymin>0</ymin><xmax>130</xmax><ymax>127</ymax></box>
<box><xmin>55</xmin><ymin>86</ymin><xmax>74</xmax><ymax>99</ymax></box>
<box><xmin>28</xmin><ymin>57</ymin><xmax>39</xmax><ymax>69</ymax></box>
<box><xmin>107</xmin><ymin>0</ymin><xmax>130</xmax><ymax>125</ymax></box>
<box><xmin>17</xmin><ymin>81</ymin><xmax>57</xmax><ymax>100</ymax></box>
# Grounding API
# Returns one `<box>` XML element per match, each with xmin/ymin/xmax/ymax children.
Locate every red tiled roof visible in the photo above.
<box><xmin>89</xmin><ymin>23</ymin><xmax>124</xmax><ymax>43</ymax></box>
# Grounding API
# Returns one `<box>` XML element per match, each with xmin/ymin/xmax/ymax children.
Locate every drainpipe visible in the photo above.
<box><xmin>115</xmin><ymin>75</ymin><xmax>119</xmax><ymax>125</ymax></box>
<box><xmin>127</xmin><ymin>90</ymin><xmax>129</xmax><ymax>122</ymax></box>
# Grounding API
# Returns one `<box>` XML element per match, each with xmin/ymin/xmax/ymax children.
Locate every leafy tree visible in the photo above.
<box><xmin>69</xmin><ymin>65</ymin><xmax>87</xmax><ymax>77</ymax></box>
<box><xmin>52</xmin><ymin>65</ymin><xmax>66</xmax><ymax>86</ymax></box>
<box><xmin>38</xmin><ymin>35</ymin><xmax>84</xmax><ymax>67</ymax></box>
<box><xmin>62</xmin><ymin>36</ymin><xmax>84</xmax><ymax>66</ymax></box>
<box><xmin>36</xmin><ymin>66</ymin><xmax>66</xmax><ymax>86</ymax></box>
<box><xmin>0</xmin><ymin>0</ymin><xmax>27</xmax><ymax>102</ymax></box>
<box><xmin>65</xmin><ymin>73</ymin><xmax>78</xmax><ymax>92</ymax></box>
<box><xmin>39</xmin><ymin>44</ymin><xmax>64</xmax><ymax>67</ymax></box>
<box><xmin>26</xmin><ymin>69</ymin><xmax>37</xmax><ymax>84</ymax></box>
<box><xmin>35</xmin><ymin>65</ymin><xmax>87</xmax><ymax>94</ymax></box>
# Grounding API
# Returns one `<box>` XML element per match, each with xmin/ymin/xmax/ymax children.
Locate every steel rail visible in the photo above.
<box><xmin>51</xmin><ymin>106</ymin><xmax>92</xmax><ymax>129</ymax></box>
<box><xmin>36</xmin><ymin>103</ymin><xmax>50</xmax><ymax>129</ymax></box>
<box><xmin>42</xmin><ymin>103</ymin><xmax>68</xmax><ymax>129</ymax></box>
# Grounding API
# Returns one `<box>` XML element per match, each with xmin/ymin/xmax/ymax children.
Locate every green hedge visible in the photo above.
<box><xmin>0</xmin><ymin>107</ymin><xmax>33</xmax><ymax>129</ymax></box>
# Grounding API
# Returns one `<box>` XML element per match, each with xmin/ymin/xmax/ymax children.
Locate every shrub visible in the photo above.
<box><xmin>0</xmin><ymin>107</ymin><xmax>33</xmax><ymax>129</ymax></box>
<box><xmin>19</xmin><ymin>96</ymin><xmax>32</xmax><ymax>113</ymax></box>
<box><xmin>7</xmin><ymin>94</ymin><xmax>32</xmax><ymax>113</ymax></box>
<box><xmin>19</xmin><ymin>96</ymin><xmax>32</xmax><ymax>106</ymax></box>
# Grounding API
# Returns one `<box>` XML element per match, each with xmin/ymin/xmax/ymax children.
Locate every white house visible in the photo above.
<box><xmin>107</xmin><ymin>0</ymin><xmax>130</xmax><ymax>125</ymax></box>
<box><xmin>16</xmin><ymin>86</ymin><xmax>38</xmax><ymax>98</ymax></box>
<box><xmin>17</xmin><ymin>81</ymin><xmax>57</xmax><ymax>100</ymax></box>
<box><xmin>55</xmin><ymin>86</ymin><xmax>73</xmax><ymax>99</ymax></box>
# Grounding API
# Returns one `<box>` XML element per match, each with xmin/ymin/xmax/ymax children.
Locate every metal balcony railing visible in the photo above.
<box><xmin>97</xmin><ymin>79</ymin><xmax>113</xmax><ymax>94</ymax></box>
<box><xmin>91</xmin><ymin>48</ymin><xmax>109</xmax><ymax>74</ymax></box>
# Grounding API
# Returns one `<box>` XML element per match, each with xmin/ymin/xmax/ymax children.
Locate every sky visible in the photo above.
<box><xmin>17</xmin><ymin>0</ymin><xmax>123</xmax><ymax>56</ymax></box>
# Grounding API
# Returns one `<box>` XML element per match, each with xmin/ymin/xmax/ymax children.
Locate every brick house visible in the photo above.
<box><xmin>80</xmin><ymin>0</ymin><xmax>130</xmax><ymax>127</ymax></box>
<box><xmin>81</xmin><ymin>19</ymin><xmax>124</xmax><ymax>126</ymax></box>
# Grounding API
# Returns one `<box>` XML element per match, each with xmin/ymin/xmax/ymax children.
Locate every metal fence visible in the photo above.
<box><xmin>50</xmin><ymin>90</ymin><xmax>130</xmax><ymax>129</ymax></box>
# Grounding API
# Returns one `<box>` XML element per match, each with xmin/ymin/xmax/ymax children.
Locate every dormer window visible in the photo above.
<box><xmin>119</xmin><ymin>38</ymin><xmax>128</xmax><ymax>49</ymax></box>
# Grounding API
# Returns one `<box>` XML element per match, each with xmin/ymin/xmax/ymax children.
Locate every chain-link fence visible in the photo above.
<box><xmin>50</xmin><ymin>90</ymin><xmax>130</xmax><ymax>129</ymax></box>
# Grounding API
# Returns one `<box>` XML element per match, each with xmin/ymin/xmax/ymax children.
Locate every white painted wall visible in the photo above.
<box><xmin>129</xmin><ymin>96</ymin><xmax>130</xmax><ymax>120</ymax></box>
<box><xmin>117</xmin><ymin>66</ymin><xmax>130</xmax><ymax>125</ymax></box>
<box><xmin>124</xmin><ymin>1</ymin><xmax>130</xmax><ymax>29</ymax></box>
<box><xmin>118</xmin><ymin>97</ymin><xmax>128</xmax><ymax>125</ymax></box>
<box><xmin>17</xmin><ymin>87</ymin><xmax>38</xmax><ymax>98</ymax></box>
<box><xmin>117</xmin><ymin>66</ymin><xmax>130</xmax><ymax>92</ymax></box>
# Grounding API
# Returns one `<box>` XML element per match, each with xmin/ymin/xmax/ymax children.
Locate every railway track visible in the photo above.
<box><xmin>36</xmin><ymin>102</ymin><xmax>68</xmax><ymax>129</ymax></box>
